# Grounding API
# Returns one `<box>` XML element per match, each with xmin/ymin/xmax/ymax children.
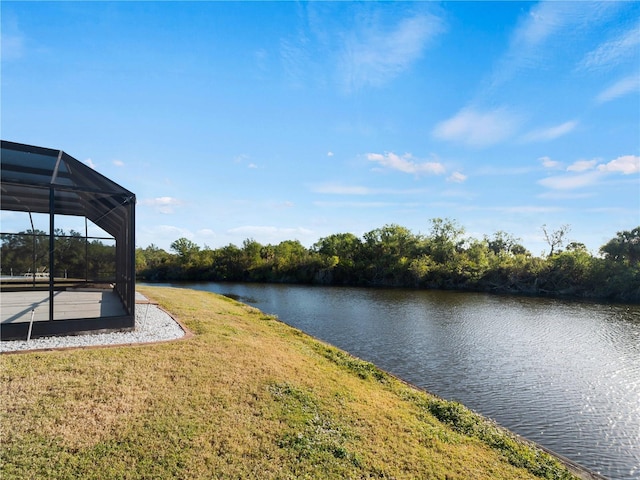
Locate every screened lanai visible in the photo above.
<box><xmin>1</xmin><ymin>140</ymin><xmax>136</xmax><ymax>340</ymax></box>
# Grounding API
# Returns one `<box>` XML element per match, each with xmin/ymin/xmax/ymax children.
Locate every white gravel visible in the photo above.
<box><xmin>0</xmin><ymin>300</ymin><xmax>185</xmax><ymax>353</ymax></box>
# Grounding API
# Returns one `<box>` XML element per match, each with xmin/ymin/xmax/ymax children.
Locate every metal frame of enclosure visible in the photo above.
<box><xmin>1</xmin><ymin>140</ymin><xmax>136</xmax><ymax>340</ymax></box>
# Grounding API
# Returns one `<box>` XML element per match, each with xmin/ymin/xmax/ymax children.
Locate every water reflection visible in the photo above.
<box><xmin>148</xmin><ymin>282</ymin><xmax>640</xmax><ymax>480</ymax></box>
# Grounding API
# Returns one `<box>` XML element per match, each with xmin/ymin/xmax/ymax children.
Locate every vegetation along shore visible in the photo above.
<box><xmin>135</xmin><ymin>220</ymin><xmax>640</xmax><ymax>303</ymax></box>
<box><xmin>2</xmin><ymin>286</ymin><xmax>593</xmax><ymax>479</ymax></box>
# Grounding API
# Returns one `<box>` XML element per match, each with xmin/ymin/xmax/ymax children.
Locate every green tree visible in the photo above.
<box><xmin>600</xmin><ymin>227</ymin><xmax>640</xmax><ymax>265</ymax></box>
<box><xmin>485</xmin><ymin>231</ymin><xmax>528</xmax><ymax>256</ymax></box>
<box><xmin>360</xmin><ymin>224</ymin><xmax>422</xmax><ymax>285</ymax></box>
<box><xmin>170</xmin><ymin>237</ymin><xmax>200</xmax><ymax>267</ymax></box>
<box><xmin>242</xmin><ymin>238</ymin><xmax>263</xmax><ymax>267</ymax></box>
<box><xmin>213</xmin><ymin>244</ymin><xmax>244</xmax><ymax>280</ymax></box>
<box><xmin>0</xmin><ymin>229</ymin><xmax>49</xmax><ymax>276</ymax></box>
<box><xmin>313</xmin><ymin>232</ymin><xmax>361</xmax><ymax>269</ymax></box>
<box><xmin>425</xmin><ymin>218</ymin><xmax>465</xmax><ymax>264</ymax></box>
<box><xmin>54</xmin><ymin>229</ymin><xmax>86</xmax><ymax>278</ymax></box>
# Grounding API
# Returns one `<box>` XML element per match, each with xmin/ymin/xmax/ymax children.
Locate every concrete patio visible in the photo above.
<box><xmin>1</xmin><ymin>290</ymin><xmax>127</xmax><ymax>325</ymax></box>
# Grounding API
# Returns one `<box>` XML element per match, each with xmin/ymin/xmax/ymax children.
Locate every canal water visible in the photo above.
<box><xmin>149</xmin><ymin>282</ymin><xmax>640</xmax><ymax>479</ymax></box>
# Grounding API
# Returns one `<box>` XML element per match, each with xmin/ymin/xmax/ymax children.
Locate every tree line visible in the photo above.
<box><xmin>136</xmin><ymin>219</ymin><xmax>640</xmax><ymax>303</ymax></box>
<box><xmin>1</xmin><ymin>229</ymin><xmax>116</xmax><ymax>281</ymax></box>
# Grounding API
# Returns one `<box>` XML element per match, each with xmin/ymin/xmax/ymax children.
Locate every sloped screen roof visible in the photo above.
<box><xmin>1</xmin><ymin>140</ymin><xmax>136</xmax><ymax>336</ymax></box>
<box><xmin>1</xmin><ymin>140</ymin><xmax>135</xmax><ymax>237</ymax></box>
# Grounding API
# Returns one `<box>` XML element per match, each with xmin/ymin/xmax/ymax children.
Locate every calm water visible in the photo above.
<box><xmin>150</xmin><ymin>282</ymin><xmax>640</xmax><ymax>479</ymax></box>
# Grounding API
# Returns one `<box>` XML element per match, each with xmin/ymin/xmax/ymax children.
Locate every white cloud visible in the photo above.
<box><xmin>311</xmin><ymin>182</ymin><xmax>429</xmax><ymax>195</ymax></box>
<box><xmin>113</xmin><ymin>159</ymin><xmax>125</xmax><ymax>167</ymax></box>
<box><xmin>538</xmin><ymin>191</ymin><xmax>593</xmax><ymax>200</ymax></box>
<box><xmin>248</xmin><ymin>163</ymin><xmax>258</xmax><ymax>169</ymax></box>
<box><xmin>539</xmin><ymin>156</ymin><xmax>562</xmax><ymax>169</ymax></box>
<box><xmin>272</xmin><ymin>201</ymin><xmax>294</xmax><ymax>209</ymax></box>
<box><xmin>567</xmin><ymin>159</ymin><xmax>597</xmax><ymax>172</ymax></box>
<box><xmin>538</xmin><ymin>155</ymin><xmax>639</xmax><ymax>190</ymax></box>
<box><xmin>514</xmin><ymin>3</ymin><xmax>570</xmax><ymax>47</ymax></box>
<box><xmin>313</xmin><ymin>183</ymin><xmax>371</xmax><ymax>195</ymax></box>
<box><xmin>1</xmin><ymin>33</ymin><xmax>24</xmax><ymax>61</ymax></box>
<box><xmin>366</xmin><ymin>152</ymin><xmax>446</xmax><ymax>175</ymax></box>
<box><xmin>475</xmin><ymin>165</ymin><xmax>535</xmax><ymax>176</ymax></box>
<box><xmin>447</xmin><ymin>172</ymin><xmax>467</xmax><ymax>183</ymax></box>
<box><xmin>232</xmin><ymin>225</ymin><xmax>311</xmax><ymax>234</ymax></box>
<box><xmin>314</xmin><ymin>201</ymin><xmax>408</xmax><ymax>209</ymax></box>
<box><xmin>140</xmin><ymin>196</ymin><xmax>184</xmax><ymax>214</ymax></box>
<box><xmin>0</xmin><ymin>15</ymin><xmax>26</xmax><ymax>62</ymax></box>
<box><xmin>538</xmin><ymin>171</ymin><xmax>602</xmax><ymax>190</ymax></box>
<box><xmin>596</xmin><ymin>75</ymin><xmax>640</xmax><ymax>104</ymax></box>
<box><xmin>493</xmin><ymin>2</ymin><xmax>618</xmax><ymax>85</ymax></box>
<box><xmin>493</xmin><ymin>205</ymin><xmax>563</xmax><ymax>214</ymax></box>
<box><xmin>433</xmin><ymin>107</ymin><xmax>521</xmax><ymax>148</ymax></box>
<box><xmin>339</xmin><ymin>12</ymin><xmax>444</xmax><ymax>92</ymax></box>
<box><xmin>597</xmin><ymin>155</ymin><xmax>640</xmax><ymax>175</ymax></box>
<box><xmin>195</xmin><ymin>228</ymin><xmax>217</xmax><ymax>246</ymax></box>
<box><xmin>327</xmin><ymin>151</ymin><xmax>334</xmax><ymax>157</ymax></box>
<box><xmin>197</xmin><ymin>228</ymin><xmax>216</xmax><ymax>237</ymax></box>
<box><xmin>137</xmin><ymin>224</ymin><xmax>195</xmax><ymax>250</ymax></box>
<box><xmin>580</xmin><ymin>25</ymin><xmax>640</xmax><ymax>71</ymax></box>
<box><xmin>85</xmin><ymin>158</ymin><xmax>97</xmax><ymax>169</ymax></box>
<box><xmin>227</xmin><ymin>225</ymin><xmax>314</xmax><ymax>240</ymax></box>
<box><xmin>522</xmin><ymin>120</ymin><xmax>578</xmax><ymax>142</ymax></box>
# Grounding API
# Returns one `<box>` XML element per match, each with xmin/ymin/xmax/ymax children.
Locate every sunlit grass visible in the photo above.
<box><xmin>1</xmin><ymin>286</ymin><xmax>577</xmax><ymax>479</ymax></box>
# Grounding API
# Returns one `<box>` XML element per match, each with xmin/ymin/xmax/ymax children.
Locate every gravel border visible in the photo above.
<box><xmin>0</xmin><ymin>301</ymin><xmax>185</xmax><ymax>353</ymax></box>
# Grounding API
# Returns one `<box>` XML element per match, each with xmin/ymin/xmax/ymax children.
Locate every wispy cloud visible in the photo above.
<box><xmin>339</xmin><ymin>13</ymin><xmax>444</xmax><ymax>93</ymax></box>
<box><xmin>1</xmin><ymin>32</ymin><xmax>25</xmax><ymax>61</ymax></box>
<box><xmin>493</xmin><ymin>2</ymin><xmax>618</xmax><ymax>86</ymax></box>
<box><xmin>312</xmin><ymin>183</ymin><xmax>371</xmax><ymax>195</ymax></box>
<box><xmin>432</xmin><ymin>107</ymin><xmax>521</xmax><ymax>148</ymax></box>
<box><xmin>596</xmin><ymin>74</ymin><xmax>640</xmax><ymax>104</ymax></box>
<box><xmin>311</xmin><ymin>182</ymin><xmax>429</xmax><ymax>195</ymax></box>
<box><xmin>85</xmin><ymin>158</ymin><xmax>97</xmax><ymax>169</ymax></box>
<box><xmin>538</xmin><ymin>171</ymin><xmax>602</xmax><ymax>190</ymax></box>
<box><xmin>475</xmin><ymin>165</ymin><xmax>536</xmax><ymax>176</ymax></box>
<box><xmin>137</xmin><ymin>224</ymin><xmax>195</xmax><ymax>249</ymax></box>
<box><xmin>492</xmin><ymin>205</ymin><xmax>564</xmax><ymax>214</ymax></box>
<box><xmin>447</xmin><ymin>172</ymin><xmax>467</xmax><ymax>183</ymax></box>
<box><xmin>521</xmin><ymin>120</ymin><xmax>578</xmax><ymax>143</ymax></box>
<box><xmin>233</xmin><ymin>154</ymin><xmax>259</xmax><ymax>169</ymax></box>
<box><xmin>113</xmin><ymin>159</ymin><xmax>125</xmax><ymax>167</ymax></box>
<box><xmin>313</xmin><ymin>201</ymin><xmax>414</xmax><ymax>209</ymax></box>
<box><xmin>227</xmin><ymin>225</ymin><xmax>313</xmax><ymax>239</ymax></box>
<box><xmin>539</xmin><ymin>156</ymin><xmax>562</xmax><ymax>169</ymax></box>
<box><xmin>567</xmin><ymin>159</ymin><xmax>597</xmax><ymax>172</ymax></box>
<box><xmin>366</xmin><ymin>152</ymin><xmax>446</xmax><ymax>175</ymax></box>
<box><xmin>538</xmin><ymin>154</ymin><xmax>639</xmax><ymax>190</ymax></box>
<box><xmin>0</xmin><ymin>15</ymin><xmax>26</xmax><ymax>62</ymax></box>
<box><xmin>580</xmin><ymin>24</ymin><xmax>640</xmax><ymax>71</ymax></box>
<box><xmin>140</xmin><ymin>196</ymin><xmax>184</xmax><ymax>214</ymax></box>
<box><xmin>492</xmin><ymin>2</ymin><xmax>578</xmax><ymax>85</ymax></box>
<box><xmin>280</xmin><ymin>5</ymin><xmax>444</xmax><ymax>93</ymax></box>
<box><xmin>538</xmin><ymin>191</ymin><xmax>593</xmax><ymax>200</ymax></box>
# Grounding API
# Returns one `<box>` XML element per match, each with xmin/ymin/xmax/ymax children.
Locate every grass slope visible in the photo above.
<box><xmin>1</xmin><ymin>286</ymin><xmax>577</xmax><ymax>479</ymax></box>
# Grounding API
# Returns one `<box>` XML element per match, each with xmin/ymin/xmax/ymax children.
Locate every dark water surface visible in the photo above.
<box><xmin>147</xmin><ymin>282</ymin><xmax>640</xmax><ymax>479</ymax></box>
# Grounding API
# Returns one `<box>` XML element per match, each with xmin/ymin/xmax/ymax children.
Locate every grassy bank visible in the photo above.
<box><xmin>1</xmin><ymin>286</ymin><xmax>578</xmax><ymax>479</ymax></box>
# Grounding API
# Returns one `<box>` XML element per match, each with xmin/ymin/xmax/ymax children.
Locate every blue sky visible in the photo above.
<box><xmin>2</xmin><ymin>1</ymin><xmax>639</xmax><ymax>255</ymax></box>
